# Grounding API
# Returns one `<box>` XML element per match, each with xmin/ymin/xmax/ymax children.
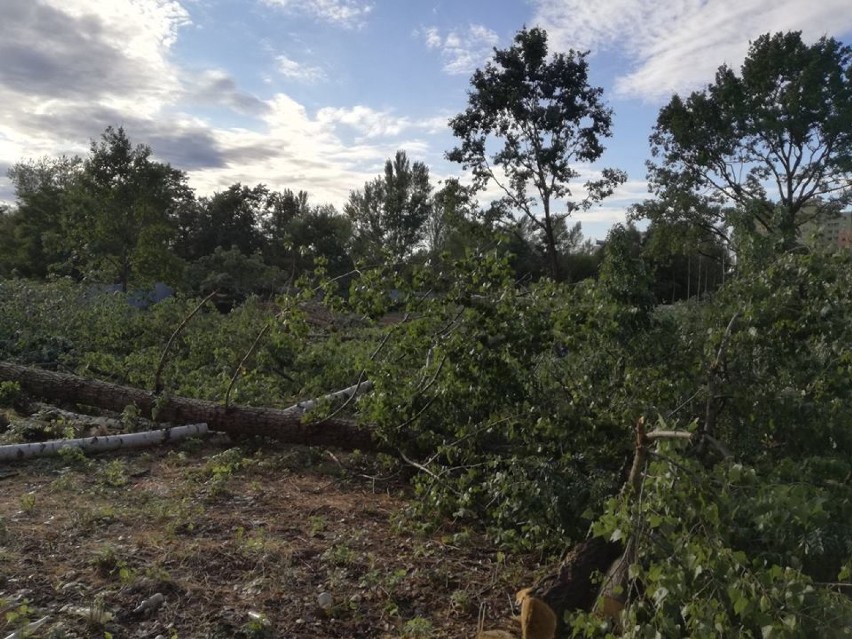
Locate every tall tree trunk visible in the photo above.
<box><xmin>0</xmin><ymin>362</ymin><xmax>377</xmax><ymax>451</ymax></box>
<box><xmin>543</xmin><ymin>215</ymin><xmax>560</xmax><ymax>281</ymax></box>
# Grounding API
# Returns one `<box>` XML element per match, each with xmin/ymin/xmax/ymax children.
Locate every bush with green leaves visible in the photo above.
<box><xmin>347</xmin><ymin>243</ymin><xmax>850</xmax><ymax>567</ymax></box>
<box><xmin>352</xmin><ymin>245</ymin><xmax>687</xmax><ymax>549</ymax></box>
<box><xmin>705</xmin><ymin>250</ymin><xmax>852</xmax><ymax>460</ymax></box>
<box><xmin>0</xmin><ymin>277</ymin><xmax>374</xmax><ymax>409</ymax></box>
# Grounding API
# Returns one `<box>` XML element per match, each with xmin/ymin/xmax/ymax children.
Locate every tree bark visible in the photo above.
<box><xmin>0</xmin><ymin>423</ymin><xmax>209</xmax><ymax>461</ymax></box>
<box><xmin>0</xmin><ymin>362</ymin><xmax>377</xmax><ymax>451</ymax></box>
<box><xmin>532</xmin><ymin>536</ymin><xmax>624</xmax><ymax>636</ymax></box>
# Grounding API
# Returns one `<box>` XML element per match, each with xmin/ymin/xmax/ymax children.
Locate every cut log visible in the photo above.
<box><xmin>0</xmin><ymin>423</ymin><xmax>209</xmax><ymax>461</ymax></box>
<box><xmin>0</xmin><ymin>362</ymin><xmax>377</xmax><ymax>451</ymax></box>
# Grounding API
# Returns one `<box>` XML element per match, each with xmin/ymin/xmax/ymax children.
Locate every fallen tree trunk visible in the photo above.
<box><xmin>0</xmin><ymin>423</ymin><xmax>210</xmax><ymax>461</ymax></box>
<box><xmin>0</xmin><ymin>362</ymin><xmax>377</xmax><ymax>451</ymax></box>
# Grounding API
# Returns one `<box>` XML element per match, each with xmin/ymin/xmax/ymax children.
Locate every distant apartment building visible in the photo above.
<box><xmin>798</xmin><ymin>207</ymin><xmax>852</xmax><ymax>251</ymax></box>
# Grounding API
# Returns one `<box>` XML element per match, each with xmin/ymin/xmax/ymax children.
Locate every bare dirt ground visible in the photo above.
<box><xmin>0</xmin><ymin>437</ymin><xmax>543</xmax><ymax>638</ymax></box>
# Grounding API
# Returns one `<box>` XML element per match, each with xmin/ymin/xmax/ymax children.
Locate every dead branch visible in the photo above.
<box><xmin>225</xmin><ymin>321</ymin><xmax>271</xmax><ymax>408</ymax></box>
<box><xmin>0</xmin><ymin>423</ymin><xmax>209</xmax><ymax>461</ymax></box>
<box><xmin>703</xmin><ymin>312</ymin><xmax>739</xmax><ymax>441</ymax></box>
<box><xmin>283</xmin><ymin>380</ymin><xmax>374</xmax><ymax>416</ymax></box>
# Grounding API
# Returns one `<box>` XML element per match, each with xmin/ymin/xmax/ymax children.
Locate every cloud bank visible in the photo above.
<box><xmin>532</xmin><ymin>0</ymin><xmax>852</xmax><ymax>100</ymax></box>
<box><xmin>0</xmin><ymin>0</ymin><xmax>440</xmax><ymax>207</ymax></box>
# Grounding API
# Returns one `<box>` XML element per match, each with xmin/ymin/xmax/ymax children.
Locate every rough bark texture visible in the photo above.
<box><xmin>0</xmin><ymin>362</ymin><xmax>377</xmax><ymax>451</ymax></box>
<box><xmin>530</xmin><ymin>536</ymin><xmax>624</xmax><ymax>636</ymax></box>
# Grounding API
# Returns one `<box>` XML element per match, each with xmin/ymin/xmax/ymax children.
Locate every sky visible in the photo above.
<box><xmin>1</xmin><ymin>0</ymin><xmax>851</xmax><ymax>241</ymax></box>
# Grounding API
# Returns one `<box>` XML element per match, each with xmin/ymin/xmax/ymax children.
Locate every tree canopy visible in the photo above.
<box><xmin>2</xmin><ymin>156</ymin><xmax>82</xmax><ymax>278</ymax></box>
<box><xmin>344</xmin><ymin>150</ymin><xmax>433</xmax><ymax>265</ymax></box>
<box><xmin>70</xmin><ymin>126</ymin><xmax>192</xmax><ymax>290</ymax></box>
<box><xmin>644</xmin><ymin>31</ymin><xmax>852</xmax><ymax>253</ymax></box>
<box><xmin>447</xmin><ymin>26</ymin><xmax>626</xmax><ymax>280</ymax></box>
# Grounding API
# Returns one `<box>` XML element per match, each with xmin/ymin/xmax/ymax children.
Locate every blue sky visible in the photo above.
<box><xmin>1</xmin><ymin>0</ymin><xmax>850</xmax><ymax>240</ymax></box>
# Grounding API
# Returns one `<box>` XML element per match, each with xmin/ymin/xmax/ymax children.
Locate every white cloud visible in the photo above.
<box><xmin>261</xmin><ymin>0</ymin><xmax>373</xmax><ymax>28</ymax></box>
<box><xmin>422</xmin><ymin>24</ymin><xmax>499</xmax><ymax>75</ymax></box>
<box><xmin>187</xmin><ymin>96</ymin><xmax>414</xmax><ymax>205</ymax></box>
<box><xmin>276</xmin><ymin>55</ymin><xmax>325</xmax><ymax>82</ymax></box>
<box><xmin>0</xmin><ymin>3</ymin><xmax>449</xmax><ymax>210</ymax></box>
<box><xmin>531</xmin><ymin>0</ymin><xmax>852</xmax><ymax>100</ymax></box>
<box><xmin>317</xmin><ymin>106</ymin><xmax>450</xmax><ymax>140</ymax></box>
<box><xmin>0</xmin><ymin>0</ymin><xmax>448</xmax><ymax>208</ymax></box>
<box><xmin>0</xmin><ymin>0</ymin><xmax>189</xmax><ymax>117</ymax></box>
<box><xmin>318</xmin><ymin>105</ymin><xmax>411</xmax><ymax>138</ymax></box>
<box><xmin>0</xmin><ymin>0</ymin><xmax>195</xmax><ymax>197</ymax></box>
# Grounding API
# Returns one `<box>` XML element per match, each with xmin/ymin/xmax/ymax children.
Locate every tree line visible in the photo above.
<box><xmin>10</xmin><ymin>28</ymin><xmax>846</xmax><ymax>302</ymax></box>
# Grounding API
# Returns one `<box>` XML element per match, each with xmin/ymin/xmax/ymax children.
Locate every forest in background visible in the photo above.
<box><xmin>1</xmin><ymin>27</ymin><xmax>851</xmax><ymax>637</ymax></box>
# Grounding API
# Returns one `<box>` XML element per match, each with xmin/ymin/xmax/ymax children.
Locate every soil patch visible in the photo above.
<box><xmin>0</xmin><ymin>439</ymin><xmax>541</xmax><ymax>638</ymax></box>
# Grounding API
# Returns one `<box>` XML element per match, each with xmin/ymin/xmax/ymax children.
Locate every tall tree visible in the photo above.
<box><xmin>646</xmin><ymin>31</ymin><xmax>852</xmax><ymax>251</ymax></box>
<box><xmin>424</xmin><ymin>178</ymin><xmax>479</xmax><ymax>259</ymax></box>
<box><xmin>70</xmin><ymin>127</ymin><xmax>192</xmax><ymax>290</ymax></box>
<box><xmin>188</xmin><ymin>183</ymin><xmax>267</xmax><ymax>259</ymax></box>
<box><xmin>447</xmin><ymin>27</ymin><xmax>626</xmax><ymax>280</ymax></box>
<box><xmin>3</xmin><ymin>156</ymin><xmax>82</xmax><ymax>278</ymax></box>
<box><xmin>286</xmin><ymin>205</ymin><xmax>353</xmax><ymax>279</ymax></box>
<box><xmin>345</xmin><ymin>150</ymin><xmax>432</xmax><ymax>264</ymax></box>
<box><xmin>260</xmin><ymin>188</ymin><xmax>311</xmax><ymax>271</ymax></box>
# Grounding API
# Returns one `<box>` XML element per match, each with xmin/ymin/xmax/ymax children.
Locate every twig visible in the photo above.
<box><xmin>645</xmin><ymin>429</ymin><xmax>694</xmax><ymax>441</ymax></box>
<box><xmin>223</xmin><ymin>269</ymin><xmax>367</xmax><ymax>410</ymax></box>
<box><xmin>666</xmin><ymin>389</ymin><xmax>702</xmax><ymax>419</ymax></box>
<box><xmin>399</xmin><ymin>450</ymin><xmax>443</xmax><ymax>482</ymax></box>
<box><xmin>396</xmin><ymin>395</ymin><xmax>438</xmax><ymax>431</ymax></box>
<box><xmin>154</xmin><ymin>290</ymin><xmax>217</xmax><ymax>393</ymax></box>
<box><xmin>424</xmin><ymin>417</ymin><xmax>513</xmax><ymax>466</ymax></box>
<box><xmin>305</xmin><ymin>311</ymin><xmax>412</xmax><ymax>424</ymax></box>
<box><xmin>224</xmin><ymin>322</ymin><xmax>271</xmax><ymax>408</ymax></box>
<box><xmin>647</xmin><ymin>429</ymin><xmax>732</xmax><ymax>459</ymax></box>
<box><xmin>414</xmin><ymin>354</ymin><xmax>447</xmax><ymax>397</ymax></box>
